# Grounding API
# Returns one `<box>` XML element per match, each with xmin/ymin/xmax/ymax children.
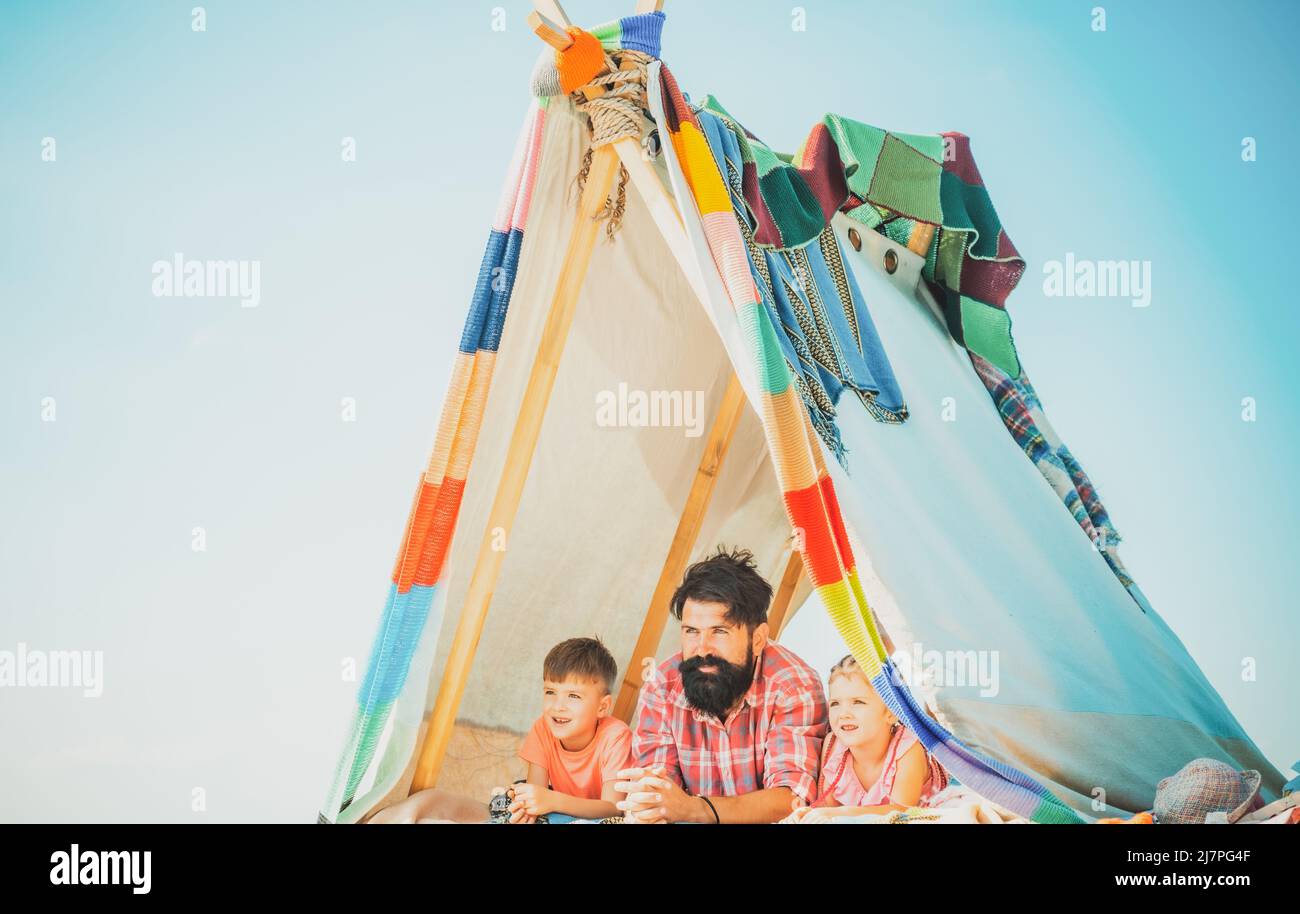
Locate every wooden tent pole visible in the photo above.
<box><xmin>410</xmin><ymin>144</ymin><xmax>623</xmax><ymax>792</ymax></box>
<box><xmin>612</xmin><ymin>371</ymin><xmax>746</xmax><ymax>722</ymax></box>
<box><xmin>767</xmin><ymin>549</ymin><xmax>804</xmax><ymax>641</ymax></box>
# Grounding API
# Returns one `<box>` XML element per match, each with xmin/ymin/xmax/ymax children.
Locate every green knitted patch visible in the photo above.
<box><xmin>934</xmin><ymin>229</ymin><xmax>967</xmax><ymax>288</ymax></box>
<box><xmin>940</xmin><ymin>170</ymin><xmax>1002</xmax><ymax>258</ymax></box>
<box><xmin>1032</xmin><ymin>794</ymin><xmax>1087</xmax><ymax>824</ymax></box>
<box><xmin>895</xmin><ymin>132</ymin><xmax>945</xmax><ymax>163</ymax></box>
<box><xmin>757</xmin><ymin>169</ymin><xmax>824</xmax><ymax>246</ymax></box>
<box><xmin>960</xmin><ymin>297</ymin><xmax>1020</xmax><ymax>377</ymax></box>
<box><xmin>750</xmin><ymin>143</ymin><xmax>787</xmax><ymax>177</ymax></box>
<box><xmin>869</xmin><ymin>134</ymin><xmax>944</xmax><ymax>224</ymax></box>
<box><xmin>842</xmin><ymin>204</ymin><xmax>884</xmax><ymax>231</ymax></box>
<box><xmin>825</xmin><ymin>114</ymin><xmax>886</xmax><ymax>201</ymax></box>
<box><xmin>739</xmin><ymin>301</ymin><xmax>793</xmax><ymax>396</ymax></box>
<box><xmin>590</xmin><ymin>18</ymin><xmax>621</xmax><ymax>49</ymax></box>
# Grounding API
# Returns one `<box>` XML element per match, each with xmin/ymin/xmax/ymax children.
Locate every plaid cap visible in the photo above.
<box><xmin>1153</xmin><ymin>758</ymin><xmax>1263</xmax><ymax>824</ymax></box>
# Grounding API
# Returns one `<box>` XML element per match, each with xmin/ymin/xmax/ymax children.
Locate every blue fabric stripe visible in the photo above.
<box><xmin>459</xmin><ymin>230</ymin><xmax>508</xmax><ymax>354</ymax></box>
<box><xmin>458</xmin><ymin>227</ymin><xmax>524</xmax><ymax>354</ymax></box>
<box><xmin>869</xmin><ymin>660</ymin><xmax>1081</xmax><ymax>822</ymax></box>
<box><xmin>357</xmin><ymin>582</ymin><xmax>438</xmax><ymax>708</ymax></box>
<box><xmin>480</xmin><ymin>227</ymin><xmax>523</xmax><ymax>354</ymax></box>
<box><xmin>618</xmin><ymin>11</ymin><xmax>665</xmax><ymax>57</ymax></box>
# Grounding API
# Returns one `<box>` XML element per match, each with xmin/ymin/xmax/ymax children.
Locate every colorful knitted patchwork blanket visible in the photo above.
<box><xmin>689</xmin><ymin>95</ymin><xmax>1025</xmax><ymax>380</ymax></box>
<box><xmin>696</xmin><ymin>101</ymin><xmax>908</xmax><ymax>462</ymax></box>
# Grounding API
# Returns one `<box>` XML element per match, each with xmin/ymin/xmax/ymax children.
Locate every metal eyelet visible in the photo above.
<box><xmin>884</xmin><ymin>248</ymin><xmax>898</xmax><ymax>274</ymax></box>
<box><xmin>642</xmin><ymin>130</ymin><xmax>661</xmax><ymax>161</ymax></box>
<box><xmin>847</xmin><ymin>227</ymin><xmax>862</xmax><ymax>251</ymax></box>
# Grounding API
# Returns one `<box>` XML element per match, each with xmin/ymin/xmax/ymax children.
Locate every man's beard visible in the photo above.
<box><xmin>680</xmin><ymin>645</ymin><xmax>756</xmax><ymax>721</ymax></box>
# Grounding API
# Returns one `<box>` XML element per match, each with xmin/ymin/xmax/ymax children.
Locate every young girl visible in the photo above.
<box><xmin>784</xmin><ymin>654</ymin><xmax>947</xmax><ymax>823</ymax></box>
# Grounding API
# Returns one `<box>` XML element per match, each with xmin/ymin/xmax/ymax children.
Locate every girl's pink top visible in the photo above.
<box><xmin>815</xmin><ymin>726</ymin><xmax>948</xmax><ymax>808</ymax></box>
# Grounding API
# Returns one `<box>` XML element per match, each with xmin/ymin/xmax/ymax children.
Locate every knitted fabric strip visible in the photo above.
<box><xmin>970</xmin><ymin>351</ymin><xmax>1150</xmax><ymax>612</ymax></box>
<box><xmin>694</xmin><ymin>96</ymin><xmax>1024</xmax><ymax>379</ymax></box>
<box><xmin>319</xmin><ymin>103</ymin><xmax>548</xmax><ymax>820</ymax></box>
<box><xmin>695</xmin><ymin>103</ymin><xmax>908</xmax><ymax>461</ymax></box>
<box><xmin>654</xmin><ymin>60</ymin><xmax>1083</xmax><ymax>824</ymax></box>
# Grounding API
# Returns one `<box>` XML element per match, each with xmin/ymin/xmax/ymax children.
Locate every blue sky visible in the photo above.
<box><xmin>1</xmin><ymin>1</ymin><xmax>1295</xmax><ymax>821</ymax></box>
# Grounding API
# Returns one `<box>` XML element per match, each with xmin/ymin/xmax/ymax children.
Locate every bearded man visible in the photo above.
<box><xmin>618</xmin><ymin>547</ymin><xmax>828</xmax><ymax>823</ymax></box>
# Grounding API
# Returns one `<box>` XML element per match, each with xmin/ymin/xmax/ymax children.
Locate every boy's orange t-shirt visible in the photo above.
<box><xmin>518</xmin><ymin>715</ymin><xmax>633</xmax><ymax>799</ymax></box>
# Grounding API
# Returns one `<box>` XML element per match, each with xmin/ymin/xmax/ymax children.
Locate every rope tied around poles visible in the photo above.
<box><xmin>571</xmin><ymin>48</ymin><xmax>654</xmax><ymax>241</ymax></box>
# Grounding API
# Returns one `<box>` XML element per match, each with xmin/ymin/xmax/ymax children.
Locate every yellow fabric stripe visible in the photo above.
<box><xmin>815</xmin><ymin>579</ymin><xmax>883</xmax><ymax>678</ymax></box>
<box><xmin>677</xmin><ymin>123</ymin><xmax>732</xmax><ymax>215</ymax></box>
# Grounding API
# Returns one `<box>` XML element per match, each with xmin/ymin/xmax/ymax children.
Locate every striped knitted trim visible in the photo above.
<box><xmin>321</xmin><ymin>103</ymin><xmax>548</xmax><ymax>817</ymax></box>
<box><xmin>589</xmin><ymin>10</ymin><xmax>665</xmax><ymax>56</ymax></box>
<box><xmin>969</xmin><ymin>351</ymin><xmax>1146</xmax><ymax>608</ymax></box>
<box><xmin>532</xmin><ymin>11</ymin><xmax>666</xmax><ymax>101</ymax></box>
<box><xmin>695</xmin><ymin>95</ymin><xmax>1025</xmax><ymax>378</ymax></box>
<box><xmin>655</xmin><ymin>63</ymin><xmax>1082</xmax><ymax>824</ymax></box>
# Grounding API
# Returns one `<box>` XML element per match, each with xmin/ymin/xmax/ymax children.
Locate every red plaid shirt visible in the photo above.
<box><xmin>631</xmin><ymin>642</ymin><xmax>828</xmax><ymax>804</ymax></box>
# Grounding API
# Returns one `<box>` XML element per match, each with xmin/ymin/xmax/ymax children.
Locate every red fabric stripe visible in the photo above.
<box><xmin>817</xmin><ymin>474</ymin><xmax>856</xmax><ymax>572</ymax></box>
<box><xmin>784</xmin><ymin>483</ymin><xmax>844</xmax><ymax>589</ymax></box>
<box><xmin>794</xmin><ymin>123</ymin><xmax>848</xmax><ymax>223</ymax></box>
<box><xmin>742</xmin><ymin>160</ymin><xmax>780</xmax><ymax>245</ymax></box>
<box><xmin>959</xmin><ymin>256</ymin><xmax>1025</xmax><ymax>308</ymax></box>
<box><xmin>392</xmin><ymin>478</ymin><xmax>439</xmax><ymax>592</ymax></box>
<box><xmin>940</xmin><ymin>132</ymin><xmax>984</xmax><ymax>185</ymax></box>
<box><xmin>411</xmin><ymin>476</ymin><xmax>467</xmax><ymax>588</ymax></box>
<box><xmin>658</xmin><ymin>65</ymin><xmax>695</xmax><ymax>136</ymax></box>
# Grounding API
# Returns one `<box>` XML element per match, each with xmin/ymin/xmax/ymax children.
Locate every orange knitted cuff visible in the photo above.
<box><xmin>557</xmin><ymin>27</ymin><xmax>605</xmax><ymax>95</ymax></box>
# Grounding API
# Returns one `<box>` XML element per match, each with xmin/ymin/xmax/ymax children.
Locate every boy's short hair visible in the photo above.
<box><xmin>543</xmin><ymin>637</ymin><xmax>618</xmax><ymax>695</ymax></box>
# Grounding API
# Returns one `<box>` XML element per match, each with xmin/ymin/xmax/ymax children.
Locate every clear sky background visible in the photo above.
<box><xmin>1</xmin><ymin>0</ymin><xmax>1296</xmax><ymax>822</ymax></box>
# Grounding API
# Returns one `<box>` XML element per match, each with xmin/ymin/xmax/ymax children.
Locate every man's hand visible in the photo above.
<box><xmin>614</xmin><ymin>766</ymin><xmax>664</xmax><ymax>823</ymax></box>
<box><xmin>508</xmin><ymin>783</ymin><xmax>553</xmax><ymax>821</ymax></box>
<box><xmin>614</xmin><ymin>766</ymin><xmax>707</xmax><ymax>824</ymax></box>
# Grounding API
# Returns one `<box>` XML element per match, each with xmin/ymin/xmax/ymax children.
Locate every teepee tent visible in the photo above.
<box><xmin>320</xmin><ymin>1</ymin><xmax>1284</xmax><ymax>824</ymax></box>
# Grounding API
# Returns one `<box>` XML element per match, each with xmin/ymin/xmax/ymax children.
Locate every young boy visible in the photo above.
<box><xmin>367</xmin><ymin>636</ymin><xmax>631</xmax><ymax>824</ymax></box>
<box><xmin>506</xmin><ymin>637</ymin><xmax>633</xmax><ymax>823</ymax></box>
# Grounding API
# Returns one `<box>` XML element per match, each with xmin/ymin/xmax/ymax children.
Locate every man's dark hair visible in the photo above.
<box><xmin>542</xmin><ymin>637</ymin><xmax>618</xmax><ymax>695</ymax></box>
<box><xmin>670</xmin><ymin>546</ymin><xmax>772</xmax><ymax>632</ymax></box>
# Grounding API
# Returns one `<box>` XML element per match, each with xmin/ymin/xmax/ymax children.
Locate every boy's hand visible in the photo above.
<box><xmin>508</xmin><ymin>783</ymin><xmax>553</xmax><ymax>818</ymax></box>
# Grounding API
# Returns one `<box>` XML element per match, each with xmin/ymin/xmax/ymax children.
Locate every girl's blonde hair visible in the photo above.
<box><xmin>829</xmin><ymin>653</ymin><xmax>869</xmax><ymax>685</ymax></box>
<box><xmin>828</xmin><ymin>654</ymin><xmax>900</xmax><ymax>732</ymax></box>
